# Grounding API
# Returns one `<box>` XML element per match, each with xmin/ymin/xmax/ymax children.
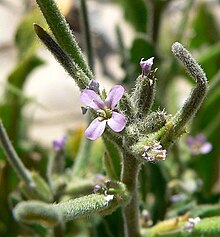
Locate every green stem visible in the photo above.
<box><xmin>35</xmin><ymin>0</ymin><xmax>93</xmax><ymax>79</ymax></box>
<box><xmin>80</xmin><ymin>0</ymin><xmax>94</xmax><ymax>71</ymax></box>
<box><xmin>121</xmin><ymin>151</ymin><xmax>141</xmax><ymax>237</ymax></box>
<box><xmin>0</xmin><ymin>120</ymin><xmax>34</xmax><ymax>187</ymax></box>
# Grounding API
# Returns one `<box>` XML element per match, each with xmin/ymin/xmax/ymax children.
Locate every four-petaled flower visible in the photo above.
<box><xmin>52</xmin><ymin>136</ymin><xmax>67</xmax><ymax>152</ymax></box>
<box><xmin>186</xmin><ymin>134</ymin><xmax>212</xmax><ymax>155</ymax></box>
<box><xmin>140</xmin><ymin>57</ymin><xmax>154</xmax><ymax>76</ymax></box>
<box><xmin>80</xmin><ymin>85</ymin><xmax>126</xmax><ymax>140</ymax></box>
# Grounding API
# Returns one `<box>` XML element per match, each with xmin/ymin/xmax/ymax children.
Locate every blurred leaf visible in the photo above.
<box><xmin>66</xmin><ymin>127</ymin><xmax>84</xmax><ymax>158</ymax></box>
<box><xmin>96</xmin><ymin>209</ymin><xmax>124</xmax><ymax>237</ymax></box>
<box><xmin>1</xmin><ymin>55</ymin><xmax>44</xmax><ymax>141</ymax></box>
<box><xmin>7</xmin><ymin>55</ymin><xmax>44</xmax><ymax>90</ymax></box>
<box><xmin>190</xmin><ymin>74</ymin><xmax>220</xmax><ymax>193</ymax></box>
<box><xmin>197</xmin><ymin>41</ymin><xmax>220</xmax><ymax>79</ymax></box>
<box><xmin>147</xmin><ymin>163</ymin><xmax>168</xmax><ymax>223</ymax></box>
<box><xmin>189</xmin><ymin>1</ymin><xmax>220</xmax><ymax>49</ymax></box>
<box><xmin>113</xmin><ymin>0</ymin><xmax>147</xmax><ymax>32</ymax></box>
<box><xmin>198</xmin><ymin>42</ymin><xmax>220</xmax><ymax>66</ymax></box>
<box><xmin>130</xmin><ymin>35</ymin><xmax>154</xmax><ymax>65</ymax></box>
<box><xmin>15</xmin><ymin>8</ymin><xmax>45</xmax><ymax>60</ymax></box>
<box><xmin>87</xmin><ymin>139</ymin><xmax>104</xmax><ymax>175</ymax></box>
<box><xmin>188</xmin><ymin>1</ymin><xmax>220</xmax><ymax>80</ymax></box>
<box><xmin>103</xmin><ymin>138</ymin><xmax>121</xmax><ymax>179</ymax></box>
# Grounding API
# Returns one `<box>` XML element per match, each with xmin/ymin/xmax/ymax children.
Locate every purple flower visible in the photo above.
<box><xmin>186</xmin><ymin>134</ymin><xmax>212</xmax><ymax>155</ymax></box>
<box><xmin>52</xmin><ymin>136</ymin><xmax>67</xmax><ymax>152</ymax></box>
<box><xmin>80</xmin><ymin>85</ymin><xmax>126</xmax><ymax>140</ymax></box>
<box><xmin>140</xmin><ymin>57</ymin><xmax>154</xmax><ymax>76</ymax></box>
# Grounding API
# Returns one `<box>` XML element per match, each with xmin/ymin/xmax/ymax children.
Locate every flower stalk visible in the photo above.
<box><xmin>121</xmin><ymin>152</ymin><xmax>141</xmax><ymax>237</ymax></box>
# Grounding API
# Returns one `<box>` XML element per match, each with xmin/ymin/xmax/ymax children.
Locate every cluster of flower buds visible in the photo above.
<box><xmin>142</xmin><ymin>142</ymin><xmax>167</xmax><ymax>162</ymax></box>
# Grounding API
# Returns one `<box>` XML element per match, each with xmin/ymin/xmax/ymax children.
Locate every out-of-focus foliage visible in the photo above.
<box><xmin>113</xmin><ymin>0</ymin><xmax>147</xmax><ymax>33</ymax></box>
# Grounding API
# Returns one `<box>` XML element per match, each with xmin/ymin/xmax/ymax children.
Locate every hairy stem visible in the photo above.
<box><xmin>160</xmin><ymin>42</ymin><xmax>208</xmax><ymax>148</ymax></box>
<box><xmin>121</xmin><ymin>151</ymin><xmax>141</xmax><ymax>237</ymax></box>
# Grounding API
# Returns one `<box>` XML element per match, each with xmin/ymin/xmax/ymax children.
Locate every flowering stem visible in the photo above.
<box><xmin>121</xmin><ymin>151</ymin><xmax>141</xmax><ymax>237</ymax></box>
<box><xmin>35</xmin><ymin>0</ymin><xmax>93</xmax><ymax>79</ymax></box>
<box><xmin>0</xmin><ymin>120</ymin><xmax>34</xmax><ymax>187</ymax></box>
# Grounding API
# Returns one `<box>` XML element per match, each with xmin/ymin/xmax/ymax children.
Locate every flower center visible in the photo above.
<box><xmin>97</xmin><ymin>108</ymin><xmax>112</xmax><ymax>120</ymax></box>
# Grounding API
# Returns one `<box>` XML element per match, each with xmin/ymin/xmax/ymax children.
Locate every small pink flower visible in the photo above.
<box><xmin>80</xmin><ymin>85</ymin><xmax>126</xmax><ymax>140</ymax></box>
<box><xmin>186</xmin><ymin>134</ymin><xmax>212</xmax><ymax>155</ymax></box>
<box><xmin>140</xmin><ymin>57</ymin><xmax>154</xmax><ymax>76</ymax></box>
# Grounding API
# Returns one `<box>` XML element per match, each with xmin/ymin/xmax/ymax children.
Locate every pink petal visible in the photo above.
<box><xmin>85</xmin><ymin>118</ymin><xmax>107</xmax><ymax>140</ymax></box>
<box><xmin>200</xmin><ymin>142</ymin><xmax>212</xmax><ymax>154</ymax></box>
<box><xmin>80</xmin><ymin>89</ymin><xmax>105</xmax><ymax>110</ymax></box>
<box><xmin>105</xmin><ymin>85</ymin><xmax>124</xmax><ymax>109</ymax></box>
<box><xmin>107</xmin><ymin>111</ymin><xmax>126</xmax><ymax>132</ymax></box>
